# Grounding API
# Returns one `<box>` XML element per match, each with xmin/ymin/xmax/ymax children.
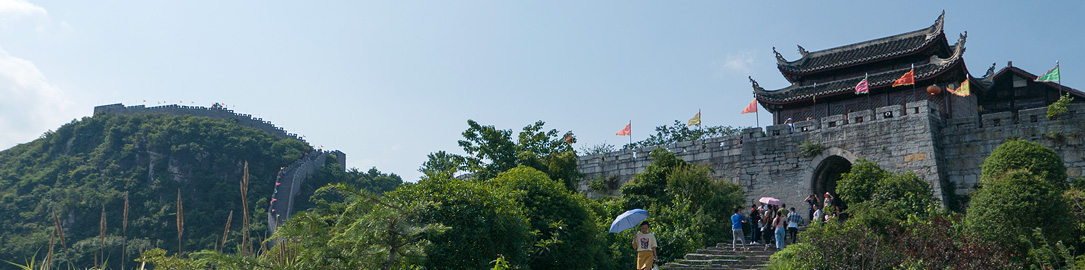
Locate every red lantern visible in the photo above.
<box><xmin>926</xmin><ymin>85</ymin><xmax>942</xmax><ymax>95</ymax></box>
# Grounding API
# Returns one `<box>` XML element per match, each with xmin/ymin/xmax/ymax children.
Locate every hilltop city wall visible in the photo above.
<box><xmin>578</xmin><ymin>100</ymin><xmax>1085</xmax><ymax>209</ymax></box>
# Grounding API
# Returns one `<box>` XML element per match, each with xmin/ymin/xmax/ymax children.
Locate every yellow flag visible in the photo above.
<box><xmin>688</xmin><ymin>111</ymin><xmax>701</xmax><ymax>126</ymax></box>
<box><xmin>951</xmin><ymin>79</ymin><xmax>971</xmax><ymax>97</ymax></box>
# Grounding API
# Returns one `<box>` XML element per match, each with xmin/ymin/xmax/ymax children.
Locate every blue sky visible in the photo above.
<box><xmin>1</xmin><ymin>0</ymin><xmax>1081</xmax><ymax>181</ymax></box>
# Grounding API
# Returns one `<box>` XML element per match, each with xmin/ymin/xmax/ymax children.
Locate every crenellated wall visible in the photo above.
<box><xmin>579</xmin><ymin>101</ymin><xmax>947</xmax><ymax>208</ymax></box>
<box><xmin>579</xmin><ymin>100</ymin><xmax>1085</xmax><ymax>209</ymax></box>
<box><xmin>940</xmin><ymin>104</ymin><xmax>1085</xmax><ymax>195</ymax></box>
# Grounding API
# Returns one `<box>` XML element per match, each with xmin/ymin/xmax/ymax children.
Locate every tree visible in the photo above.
<box><xmin>965</xmin><ymin>170</ymin><xmax>1073</xmax><ymax>254</ymax></box>
<box><xmin>835</xmin><ymin>159</ymin><xmax>889</xmax><ymax>204</ymax></box>
<box><xmin>618</xmin><ymin>148</ymin><xmax>744</xmax><ymax>263</ymax></box>
<box><xmin>492</xmin><ymin>166</ymin><xmax>606</xmax><ymax>269</ymax></box>
<box><xmin>623</xmin><ymin>120</ymin><xmax>742</xmax><ymax>150</ymax></box>
<box><xmin>422</xmin><ymin>120</ymin><xmax>582</xmax><ymax>190</ymax></box>
<box><xmin>980</xmin><ymin>139</ymin><xmax>1067</xmax><ymax>188</ymax></box>
<box><xmin>389</xmin><ymin>177</ymin><xmax>532</xmax><ymax>269</ymax></box>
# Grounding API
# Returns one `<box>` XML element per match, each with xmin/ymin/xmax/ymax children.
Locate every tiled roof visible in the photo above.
<box><xmin>754</xmin><ymin>32</ymin><xmax>967</xmax><ymax>104</ymax></box>
<box><xmin>775</xmin><ymin>11</ymin><xmax>946</xmax><ymax>75</ymax></box>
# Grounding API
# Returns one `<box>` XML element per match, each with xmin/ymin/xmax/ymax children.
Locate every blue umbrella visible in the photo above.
<box><xmin>609</xmin><ymin>209</ymin><xmax>648</xmax><ymax>233</ymax></box>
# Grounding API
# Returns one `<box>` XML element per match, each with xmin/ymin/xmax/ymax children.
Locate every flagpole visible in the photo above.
<box><xmin>628</xmin><ymin>120</ymin><xmax>632</xmax><ymax>146</ymax></box>
<box><xmin>1058</xmin><ymin>61</ymin><xmax>1062</xmax><ymax>97</ymax></box>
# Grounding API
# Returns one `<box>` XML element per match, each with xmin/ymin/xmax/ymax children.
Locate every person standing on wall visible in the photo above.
<box><xmin>748</xmin><ymin>204</ymin><xmax>762</xmax><ymax>245</ymax></box>
<box><xmin>633</xmin><ymin>221</ymin><xmax>658</xmax><ymax>270</ymax></box>
<box><xmin>786</xmin><ymin>207</ymin><xmax>803</xmax><ymax>244</ymax></box>
<box><xmin>804</xmin><ymin>194</ymin><xmax>818</xmax><ymax>223</ymax></box>
<box><xmin>730</xmin><ymin>207</ymin><xmax>748</xmax><ymax>251</ymax></box>
<box><xmin>773</xmin><ymin>209</ymin><xmax>787</xmax><ymax>251</ymax></box>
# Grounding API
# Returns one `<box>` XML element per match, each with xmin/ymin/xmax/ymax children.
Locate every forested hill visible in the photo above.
<box><xmin>0</xmin><ymin>113</ymin><xmax>400</xmax><ymax>269</ymax></box>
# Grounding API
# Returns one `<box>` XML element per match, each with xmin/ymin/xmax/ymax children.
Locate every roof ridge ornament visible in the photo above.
<box><xmin>749</xmin><ymin>76</ymin><xmax>763</xmax><ymax>90</ymax></box>
<box><xmin>984</xmin><ymin>62</ymin><xmax>997</xmax><ymax>78</ymax></box>
<box><xmin>774</xmin><ymin>47</ymin><xmax>788</xmax><ymax>63</ymax></box>
<box><xmin>926</xmin><ymin>10</ymin><xmax>945</xmax><ymax>40</ymax></box>
<box><xmin>797</xmin><ymin>45</ymin><xmax>809</xmax><ymax>57</ymax></box>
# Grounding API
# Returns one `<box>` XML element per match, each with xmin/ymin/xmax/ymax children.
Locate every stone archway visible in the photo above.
<box><xmin>808</xmin><ymin>148</ymin><xmax>857</xmax><ymax>210</ymax></box>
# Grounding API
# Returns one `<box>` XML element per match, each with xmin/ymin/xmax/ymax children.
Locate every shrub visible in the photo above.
<box><xmin>836</xmin><ymin>159</ymin><xmax>889</xmax><ymax>204</ymax></box>
<box><xmin>492</xmin><ymin>166</ymin><xmax>605</xmax><ymax>270</ymax></box>
<box><xmin>389</xmin><ymin>177</ymin><xmax>532</xmax><ymax>270</ymax></box>
<box><xmin>965</xmin><ymin>170</ymin><xmax>1073</xmax><ymax>255</ymax></box>
<box><xmin>980</xmin><ymin>139</ymin><xmax>1067</xmax><ymax>188</ymax></box>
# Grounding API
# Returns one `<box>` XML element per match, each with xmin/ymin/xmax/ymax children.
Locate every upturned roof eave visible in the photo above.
<box><xmin>774</xmin><ymin>11</ymin><xmax>947</xmax><ymax>76</ymax></box>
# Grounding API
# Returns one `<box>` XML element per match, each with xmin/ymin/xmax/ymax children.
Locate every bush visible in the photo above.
<box><xmin>389</xmin><ymin>177</ymin><xmax>532</xmax><ymax>270</ymax></box>
<box><xmin>980</xmin><ymin>139</ymin><xmax>1067</xmax><ymax>188</ymax></box>
<box><xmin>836</xmin><ymin>159</ymin><xmax>936</xmax><ymax>224</ymax></box>
<box><xmin>836</xmin><ymin>159</ymin><xmax>889</xmax><ymax>204</ymax></box>
<box><xmin>492</xmin><ymin>166</ymin><xmax>605</xmax><ymax>269</ymax></box>
<box><xmin>965</xmin><ymin>170</ymin><xmax>1073</xmax><ymax>254</ymax></box>
<box><xmin>618</xmin><ymin>149</ymin><xmax>745</xmax><ymax>264</ymax></box>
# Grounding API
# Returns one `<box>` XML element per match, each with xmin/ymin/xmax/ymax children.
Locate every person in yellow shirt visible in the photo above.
<box><xmin>633</xmin><ymin>221</ymin><xmax>658</xmax><ymax>270</ymax></box>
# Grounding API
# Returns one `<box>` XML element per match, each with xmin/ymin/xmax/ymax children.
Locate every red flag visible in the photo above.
<box><xmin>855</xmin><ymin>74</ymin><xmax>870</xmax><ymax>94</ymax></box>
<box><xmin>741</xmin><ymin>99</ymin><xmax>758</xmax><ymax>114</ymax></box>
<box><xmin>564</xmin><ymin>133</ymin><xmax>574</xmax><ymax>144</ymax></box>
<box><xmin>616</xmin><ymin>124</ymin><xmax>631</xmax><ymax>136</ymax></box>
<box><xmin>893</xmin><ymin>69</ymin><xmax>915</xmax><ymax>87</ymax></box>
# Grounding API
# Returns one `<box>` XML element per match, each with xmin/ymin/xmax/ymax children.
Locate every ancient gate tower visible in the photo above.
<box><xmin>579</xmin><ymin>12</ymin><xmax>1085</xmax><ymax>209</ymax></box>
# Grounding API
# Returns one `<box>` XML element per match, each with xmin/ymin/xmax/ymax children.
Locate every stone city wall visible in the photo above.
<box><xmin>941</xmin><ymin>103</ymin><xmax>1085</xmax><ymax>195</ymax></box>
<box><xmin>579</xmin><ymin>101</ymin><xmax>946</xmax><ymax>209</ymax></box>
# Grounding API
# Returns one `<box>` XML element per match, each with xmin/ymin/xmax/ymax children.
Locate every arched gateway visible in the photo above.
<box><xmin>808</xmin><ymin>148</ymin><xmax>857</xmax><ymax>209</ymax></box>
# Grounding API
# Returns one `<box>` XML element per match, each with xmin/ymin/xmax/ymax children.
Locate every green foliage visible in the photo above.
<box><xmin>618</xmin><ymin>149</ymin><xmax>744</xmax><ymax>264</ymax></box>
<box><xmin>798</xmin><ymin>140</ymin><xmax>827</xmax><ymax>158</ymax></box>
<box><xmin>766</xmin><ymin>242</ymin><xmax>816</xmax><ymax>270</ymax></box>
<box><xmin>492</xmin><ymin>166</ymin><xmax>608</xmax><ymax>269</ymax></box>
<box><xmin>965</xmin><ymin>170</ymin><xmax>1073</xmax><ymax>254</ymax></box>
<box><xmin>1048</xmin><ymin>94</ymin><xmax>1074</xmax><ymax>120</ymax></box>
<box><xmin>836</xmin><ymin>159</ymin><xmax>889</xmax><ymax>204</ymax></box>
<box><xmin>291</xmin><ymin>157</ymin><xmax>403</xmax><ymax>212</ymax></box>
<box><xmin>980</xmin><ymin>139</ymin><xmax>1067</xmax><ymax>188</ymax></box>
<box><xmin>623</xmin><ymin>120</ymin><xmax>742</xmax><ymax>150</ymax></box>
<box><xmin>620</xmin><ymin>148</ymin><xmax>686</xmax><ymax>209</ymax></box>
<box><xmin>1023</xmin><ymin>228</ymin><xmax>1079</xmax><ymax>270</ymax></box>
<box><xmin>424</xmin><ymin>120</ymin><xmax>582</xmax><ymax>190</ymax></box>
<box><xmin>389</xmin><ymin>177</ymin><xmax>532</xmax><ymax>270</ymax></box>
<box><xmin>769</xmin><ymin>215</ymin><xmax>1019</xmax><ymax>270</ymax></box>
<box><xmin>0</xmin><ymin>113</ymin><xmax>315</xmax><ymax>269</ymax></box>
<box><xmin>136</xmin><ymin>248</ymin><xmax>202</xmax><ymax>269</ymax></box>
<box><xmin>579</xmin><ymin>142</ymin><xmax>616</xmax><ymax>156</ymax></box>
<box><xmin>836</xmin><ymin>159</ymin><xmax>936</xmax><ymax>225</ymax></box>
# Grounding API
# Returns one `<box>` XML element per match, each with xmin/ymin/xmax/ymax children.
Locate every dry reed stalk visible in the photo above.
<box><xmin>177</xmin><ymin>189</ymin><xmax>184</xmax><ymax>254</ymax></box>
<box><xmin>219</xmin><ymin>211</ymin><xmax>233</xmax><ymax>253</ymax></box>
<box><xmin>51</xmin><ymin>210</ymin><xmax>70</xmax><ymax>270</ymax></box>
<box><xmin>99</xmin><ymin>206</ymin><xmax>106</xmax><ymax>268</ymax></box>
<box><xmin>122</xmin><ymin>191</ymin><xmax>129</xmax><ymax>270</ymax></box>
<box><xmin>43</xmin><ymin>230</ymin><xmax>55</xmax><ymax>270</ymax></box>
<box><xmin>240</xmin><ymin>161</ymin><xmax>250</xmax><ymax>256</ymax></box>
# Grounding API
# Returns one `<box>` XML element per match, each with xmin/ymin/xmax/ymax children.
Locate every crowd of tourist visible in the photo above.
<box><xmin>728</xmin><ymin>192</ymin><xmax>842</xmax><ymax>252</ymax></box>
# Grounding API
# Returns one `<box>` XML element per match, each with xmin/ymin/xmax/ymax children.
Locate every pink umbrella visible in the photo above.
<box><xmin>759</xmin><ymin>197</ymin><xmax>781</xmax><ymax>206</ymax></box>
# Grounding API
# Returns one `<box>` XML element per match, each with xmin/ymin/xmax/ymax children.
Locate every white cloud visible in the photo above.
<box><xmin>0</xmin><ymin>47</ymin><xmax>75</xmax><ymax>150</ymax></box>
<box><xmin>0</xmin><ymin>0</ymin><xmax>47</xmax><ymax>19</ymax></box>
<box><xmin>716</xmin><ymin>51</ymin><xmax>756</xmax><ymax>78</ymax></box>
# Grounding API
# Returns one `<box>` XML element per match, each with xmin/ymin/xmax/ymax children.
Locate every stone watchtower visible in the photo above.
<box><xmin>579</xmin><ymin>12</ymin><xmax>1085</xmax><ymax>209</ymax></box>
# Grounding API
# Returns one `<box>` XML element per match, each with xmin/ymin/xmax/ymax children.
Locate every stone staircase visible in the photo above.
<box><xmin>660</xmin><ymin>243</ymin><xmax>775</xmax><ymax>270</ymax></box>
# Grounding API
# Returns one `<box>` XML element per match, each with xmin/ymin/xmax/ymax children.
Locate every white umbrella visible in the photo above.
<box><xmin>609</xmin><ymin>209</ymin><xmax>648</xmax><ymax>233</ymax></box>
<box><xmin>759</xmin><ymin>197</ymin><xmax>781</xmax><ymax>206</ymax></box>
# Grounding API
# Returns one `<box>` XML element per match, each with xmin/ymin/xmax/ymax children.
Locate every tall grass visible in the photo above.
<box><xmin>241</xmin><ymin>161</ymin><xmax>250</xmax><ymax>256</ymax></box>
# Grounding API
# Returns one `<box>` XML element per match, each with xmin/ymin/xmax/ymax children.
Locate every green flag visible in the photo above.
<box><xmin>1036</xmin><ymin>64</ymin><xmax>1060</xmax><ymax>82</ymax></box>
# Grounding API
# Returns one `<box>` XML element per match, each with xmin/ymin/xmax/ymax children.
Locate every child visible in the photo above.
<box><xmin>633</xmin><ymin>221</ymin><xmax>658</xmax><ymax>270</ymax></box>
